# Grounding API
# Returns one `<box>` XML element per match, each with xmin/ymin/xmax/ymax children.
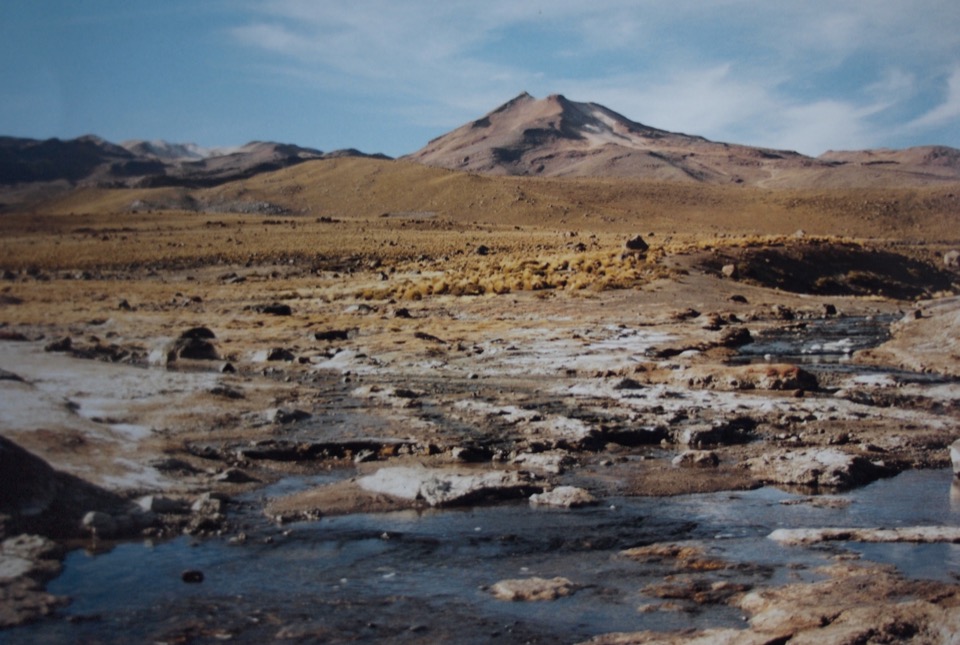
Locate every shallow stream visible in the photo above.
<box><xmin>734</xmin><ymin>313</ymin><xmax>898</xmax><ymax>366</ymax></box>
<box><xmin>10</xmin><ymin>313</ymin><xmax>960</xmax><ymax>642</ymax></box>
<box><xmin>12</xmin><ymin>469</ymin><xmax>960</xmax><ymax>643</ymax></box>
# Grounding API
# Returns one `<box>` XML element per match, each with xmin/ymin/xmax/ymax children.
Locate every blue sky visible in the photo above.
<box><xmin>3</xmin><ymin>1</ymin><xmax>960</xmax><ymax>157</ymax></box>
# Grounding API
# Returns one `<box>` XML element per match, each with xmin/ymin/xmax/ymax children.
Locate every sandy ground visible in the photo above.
<box><xmin>2</xmin><ymin>220</ymin><xmax>960</xmax><ymax>638</ymax></box>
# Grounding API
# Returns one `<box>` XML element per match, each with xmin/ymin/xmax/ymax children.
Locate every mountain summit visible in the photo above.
<box><xmin>405</xmin><ymin>93</ymin><xmax>960</xmax><ymax>187</ymax></box>
<box><xmin>404</xmin><ymin>92</ymin><xmax>806</xmax><ymax>182</ymax></box>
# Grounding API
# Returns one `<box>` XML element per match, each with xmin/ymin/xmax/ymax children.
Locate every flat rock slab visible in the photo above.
<box><xmin>744</xmin><ymin>447</ymin><xmax>888</xmax><ymax>488</ymax></box>
<box><xmin>951</xmin><ymin>438</ymin><xmax>960</xmax><ymax>476</ymax></box>
<box><xmin>769</xmin><ymin>526</ymin><xmax>960</xmax><ymax>546</ymax></box>
<box><xmin>357</xmin><ymin>466</ymin><xmax>537</xmax><ymax>507</ymax></box>
<box><xmin>529</xmin><ymin>486</ymin><xmax>598</xmax><ymax>508</ymax></box>
<box><xmin>489</xmin><ymin>576</ymin><xmax>579</xmax><ymax>601</ymax></box>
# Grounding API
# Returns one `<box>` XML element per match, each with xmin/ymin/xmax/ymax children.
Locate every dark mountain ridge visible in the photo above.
<box><xmin>0</xmin><ymin>135</ymin><xmax>388</xmax><ymax>189</ymax></box>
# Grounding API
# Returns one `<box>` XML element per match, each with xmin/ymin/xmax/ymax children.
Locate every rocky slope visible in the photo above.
<box><xmin>406</xmin><ymin>92</ymin><xmax>960</xmax><ymax>188</ymax></box>
<box><xmin>0</xmin><ymin>135</ymin><xmax>387</xmax><ymax>190</ymax></box>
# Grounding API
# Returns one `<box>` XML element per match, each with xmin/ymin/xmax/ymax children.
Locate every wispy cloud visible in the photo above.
<box><xmin>229</xmin><ymin>0</ymin><xmax>960</xmax><ymax>154</ymax></box>
<box><xmin>909</xmin><ymin>66</ymin><xmax>960</xmax><ymax>130</ymax></box>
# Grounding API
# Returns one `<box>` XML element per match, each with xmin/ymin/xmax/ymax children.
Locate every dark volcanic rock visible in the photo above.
<box><xmin>252</xmin><ymin>303</ymin><xmax>293</xmax><ymax>316</ymax></box>
<box><xmin>0</xmin><ymin>435</ymin><xmax>131</xmax><ymax>539</ymax></box>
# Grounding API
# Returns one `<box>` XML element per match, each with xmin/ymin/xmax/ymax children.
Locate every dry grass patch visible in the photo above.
<box><xmin>359</xmin><ymin>247</ymin><xmax>669</xmax><ymax>301</ymax></box>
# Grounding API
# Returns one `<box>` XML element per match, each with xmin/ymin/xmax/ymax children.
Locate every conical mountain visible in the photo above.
<box><xmin>404</xmin><ymin>92</ymin><xmax>811</xmax><ymax>183</ymax></box>
<box><xmin>405</xmin><ymin>93</ymin><xmax>960</xmax><ymax>187</ymax></box>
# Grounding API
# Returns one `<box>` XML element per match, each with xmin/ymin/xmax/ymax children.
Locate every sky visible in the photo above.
<box><xmin>2</xmin><ymin>1</ymin><xmax>960</xmax><ymax>158</ymax></box>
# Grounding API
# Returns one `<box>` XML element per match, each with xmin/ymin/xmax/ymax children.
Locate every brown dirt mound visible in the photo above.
<box><xmin>702</xmin><ymin>242</ymin><xmax>958</xmax><ymax>299</ymax></box>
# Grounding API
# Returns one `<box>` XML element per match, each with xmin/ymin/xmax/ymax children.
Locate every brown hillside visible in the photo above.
<box><xmin>405</xmin><ymin>93</ymin><xmax>960</xmax><ymax>188</ymax></box>
<box><xmin>21</xmin><ymin>156</ymin><xmax>960</xmax><ymax>246</ymax></box>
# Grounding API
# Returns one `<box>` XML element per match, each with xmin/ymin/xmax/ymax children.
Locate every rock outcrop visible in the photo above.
<box><xmin>357</xmin><ymin>466</ymin><xmax>538</xmax><ymax>507</ymax></box>
<box><xmin>745</xmin><ymin>448</ymin><xmax>890</xmax><ymax>489</ymax></box>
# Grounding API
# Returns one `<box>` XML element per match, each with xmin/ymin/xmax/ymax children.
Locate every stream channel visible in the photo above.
<box><xmin>9</xmin><ymin>315</ymin><xmax>960</xmax><ymax>643</ymax></box>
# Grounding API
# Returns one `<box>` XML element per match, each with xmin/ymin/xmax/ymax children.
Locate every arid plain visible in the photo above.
<box><xmin>3</xmin><ymin>97</ymin><xmax>960</xmax><ymax>641</ymax></box>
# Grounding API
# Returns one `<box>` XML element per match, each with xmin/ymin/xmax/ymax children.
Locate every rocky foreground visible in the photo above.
<box><xmin>1</xmin><ymin>236</ymin><xmax>960</xmax><ymax>640</ymax></box>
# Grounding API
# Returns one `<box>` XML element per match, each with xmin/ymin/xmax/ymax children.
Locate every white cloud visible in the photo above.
<box><xmin>771</xmin><ymin>100</ymin><xmax>877</xmax><ymax>154</ymax></box>
<box><xmin>229</xmin><ymin>1</ymin><xmax>960</xmax><ymax>153</ymax></box>
<box><xmin>909</xmin><ymin>66</ymin><xmax>960</xmax><ymax>130</ymax></box>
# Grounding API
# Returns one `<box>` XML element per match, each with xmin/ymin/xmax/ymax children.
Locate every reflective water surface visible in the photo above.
<box><xmin>12</xmin><ymin>468</ymin><xmax>960</xmax><ymax>643</ymax></box>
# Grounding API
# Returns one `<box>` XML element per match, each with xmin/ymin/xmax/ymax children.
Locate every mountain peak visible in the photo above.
<box><xmin>405</xmin><ymin>92</ymin><xmax>702</xmax><ymax>178</ymax></box>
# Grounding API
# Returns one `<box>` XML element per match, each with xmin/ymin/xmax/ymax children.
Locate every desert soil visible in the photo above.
<box><xmin>2</xmin><ymin>191</ymin><xmax>960</xmax><ymax>641</ymax></box>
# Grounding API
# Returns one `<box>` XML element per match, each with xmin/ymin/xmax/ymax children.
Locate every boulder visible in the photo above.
<box><xmin>952</xmin><ymin>438</ymin><xmax>960</xmax><ymax>477</ymax></box>
<box><xmin>265</xmin><ymin>347</ymin><xmax>296</xmax><ymax>362</ymax></box>
<box><xmin>944</xmin><ymin>249</ymin><xmax>960</xmax><ymax>268</ymax></box>
<box><xmin>745</xmin><ymin>448</ymin><xmax>890</xmax><ymax>488</ymax></box>
<box><xmin>43</xmin><ymin>337</ymin><xmax>72</xmax><ymax>353</ymax></box>
<box><xmin>357</xmin><ymin>466</ymin><xmax>537</xmax><ymax>507</ymax></box>
<box><xmin>314</xmin><ymin>328</ymin><xmax>357</xmax><ymax>341</ymax></box>
<box><xmin>136</xmin><ymin>495</ymin><xmax>189</xmax><ymax>514</ymax></box>
<box><xmin>191</xmin><ymin>492</ymin><xmax>227</xmax><ymax>515</ymax></box>
<box><xmin>81</xmin><ymin>511</ymin><xmax>118</xmax><ymax>538</ymax></box>
<box><xmin>769</xmin><ymin>526</ymin><xmax>960</xmax><ymax>546</ymax></box>
<box><xmin>489</xmin><ymin>576</ymin><xmax>579</xmax><ymax>601</ymax></box>
<box><xmin>680</xmin><ymin>364</ymin><xmax>817</xmax><ymax>392</ymax></box>
<box><xmin>214</xmin><ymin>468</ymin><xmax>259</xmax><ymax>484</ymax></box>
<box><xmin>529</xmin><ymin>486</ymin><xmax>598</xmax><ymax>508</ymax></box>
<box><xmin>512</xmin><ymin>451</ymin><xmax>575</xmax><ymax>474</ymax></box>
<box><xmin>677</xmin><ymin>418</ymin><xmax>755</xmax><ymax>447</ymax></box>
<box><xmin>623</xmin><ymin>235</ymin><xmax>649</xmax><ymax>254</ymax></box>
<box><xmin>180</xmin><ymin>327</ymin><xmax>216</xmax><ymax>340</ymax></box>
<box><xmin>0</xmin><ymin>369</ymin><xmax>24</xmax><ymax>382</ymax></box>
<box><xmin>171</xmin><ymin>338</ymin><xmax>218</xmax><ymax>361</ymax></box>
<box><xmin>253</xmin><ymin>303</ymin><xmax>292</xmax><ymax>316</ymax></box>
<box><xmin>265</xmin><ymin>408</ymin><xmax>312</xmax><ymax>424</ymax></box>
<box><xmin>0</xmin><ymin>535</ymin><xmax>68</xmax><ymax>628</ymax></box>
<box><xmin>672</xmin><ymin>450</ymin><xmax>720</xmax><ymax>468</ymax></box>
<box><xmin>718</xmin><ymin>326</ymin><xmax>753</xmax><ymax>347</ymax></box>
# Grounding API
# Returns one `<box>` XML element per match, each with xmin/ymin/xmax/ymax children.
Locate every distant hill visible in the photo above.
<box><xmin>0</xmin><ymin>135</ymin><xmax>388</xmax><ymax>189</ymax></box>
<box><xmin>405</xmin><ymin>93</ymin><xmax>960</xmax><ymax>188</ymax></box>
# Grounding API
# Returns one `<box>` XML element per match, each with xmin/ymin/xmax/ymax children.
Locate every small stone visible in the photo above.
<box><xmin>180</xmin><ymin>327</ymin><xmax>216</xmax><ymax>340</ymax></box>
<box><xmin>314</xmin><ymin>329</ymin><xmax>355</xmax><ymax>341</ymax></box>
<box><xmin>191</xmin><ymin>492</ymin><xmax>226</xmax><ymax>514</ymax></box>
<box><xmin>950</xmin><ymin>439</ymin><xmax>960</xmax><ymax>477</ymax></box>
<box><xmin>490</xmin><ymin>577</ymin><xmax>579</xmax><ymax>601</ymax></box>
<box><xmin>613</xmin><ymin>377</ymin><xmax>644</xmax><ymax>390</ymax></box>
<box><xmin>672</xmin><ymin>450</ymin><xmax>720</xmax><ymax>468</ymax></box>
<box><xmin>721</xmin><ymin>264</ymin><xmax>737</xmax><ymax>278</ymax></box>
<box><xmin>623</xmin><ymin>235</ymin><xmax>649</xmax><ymax>253</ymax></box>
<box><xmin>266</xmin><ymin>347</ymin><xmax>295</xmax><ymax>361</ymax></box>
<box><xmin>529</xmin><ymin>486</ymin><xmax>598</xmax><ymax>508</ymax></box>
<box><xmin>718</xmin><ymin>326</ymin><xmax>753</xmax><ymax>347</ymax></box>
<box><xmin>255</xmin><ymin>303</ymin><xmax>292</xmax><ymax>316</ymax></box>
<box><xmin>136</xmin><ymin>495</ymin><xmax>189</xmax><ymax>514</ymax></box>
<box><xmin>181</xmin><ymin>570</ymin><xmax>204</xmax><ymax>584</ymax></box>
<box><xmin>44</xmin><ymin>337</ymin><xmax>72</xmax><ymax>353</ymax></box>
<box><xmin>265</xmin><ymin>408</ymin><xmax>312</xmax><ymax>424</ymax></box>
<box><xmin>81</xmin><ymin>511</ymin><xmax>117</xmax><ymax>538</ymax></box>
<box><xmin>215</xmin><ymin>468</ymin><xmax>259</xmax><ymax>484</ymax></box>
